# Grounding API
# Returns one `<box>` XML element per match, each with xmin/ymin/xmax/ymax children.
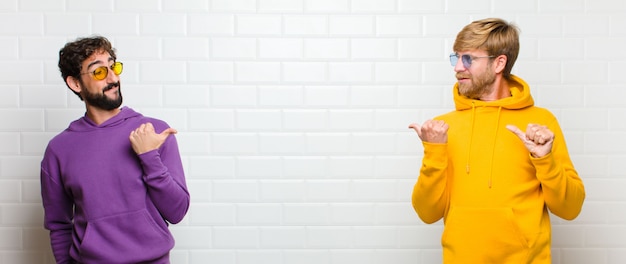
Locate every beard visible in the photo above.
<box><xmin>456</xmin><ymin>67</ymin><xmax>496</xmax><ymax>99</ymax></box>
<box><xmin>81</xmin><ymin>81</ymin><xmax>123</xmax><ymax>110</ymax></box>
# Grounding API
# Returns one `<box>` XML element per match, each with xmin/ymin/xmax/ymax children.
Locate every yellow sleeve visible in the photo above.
<box><xmin>532</xmin><ymin>122</ymin><xmax>585</xmax><ymax>220</ymax></box>
<box><xmin>412</xmin><ymin>142</ymin><xmax>450</xmax><ymax>224</ymax></box>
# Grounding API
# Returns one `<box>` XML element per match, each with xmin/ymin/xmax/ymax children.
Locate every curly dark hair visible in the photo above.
<box><xmin>58</xmin><ymin>36</ymin><xmax>117</xmax><ymax>99</ymax></box>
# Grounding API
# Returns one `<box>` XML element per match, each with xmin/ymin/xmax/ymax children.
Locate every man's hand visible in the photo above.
<box><xmin>506</xmin><ymin>123</ymin><xmax>554</xmax><ymax>158</ymax></box>
<box><xmin>408</xmin><ymin>120</ymin><xmax>449</xmax><ymax>143</ymax></box>
<box><xmin>129</xmin><ymin>122</ymin><xmax>178</xmax><ymax>155</ymax></box>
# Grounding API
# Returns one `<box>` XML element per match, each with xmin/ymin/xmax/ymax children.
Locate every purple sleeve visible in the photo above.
<box><xmin>137</xmin><ymin>133</ymin><xmax>189</xmax><ymax>223</ymax></box>
<box><xmin>41</xmin><ymin>153</ymin><xmax>74</xmax><ymax>264</ymax></box>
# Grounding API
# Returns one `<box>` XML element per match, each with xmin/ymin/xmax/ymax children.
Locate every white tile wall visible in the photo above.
<box><xmin>1</xmin><ymin>0</ymin><xmax>625</xmax><ymax>263</ymax></box>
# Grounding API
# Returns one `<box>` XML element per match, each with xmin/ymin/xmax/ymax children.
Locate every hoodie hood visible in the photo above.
<box><xmin>68</xmin><ymin>106</ymin><xmax>142</xmax><ymax>132</ymax></box>
<box><xmin>453</xmin><ymin>74</ymin><xmax>534</xmax><ymax>111</ymax></box>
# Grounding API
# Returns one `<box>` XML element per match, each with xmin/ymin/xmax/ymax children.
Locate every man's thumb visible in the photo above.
<box><xmin>160</xmin><ymin>127</ymin><xmax>178</xmax><ymax>137</ymax></box>
<box><xmin>408</xmin><ymin>123</ymin><xmax>422</xmax><ymax>136</ymax></box>
<box><xmin>505</xmin><ymin>125</ymin><xmax>524</xmax><ymax>139</ymax></box>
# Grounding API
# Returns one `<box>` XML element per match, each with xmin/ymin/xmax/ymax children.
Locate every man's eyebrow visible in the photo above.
<box><xmin>86</xmin><ymin>57</ymin><xmax>115</xmax><ymax>69</ymax></box>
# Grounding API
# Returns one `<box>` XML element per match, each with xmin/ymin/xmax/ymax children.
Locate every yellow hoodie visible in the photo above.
<box><xmin>411</xmin><ymin>75</ymin><xmax>585</xmax><ymax>263</ymax></box>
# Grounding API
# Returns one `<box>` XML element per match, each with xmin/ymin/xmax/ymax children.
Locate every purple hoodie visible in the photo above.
<box><xmin>40</xmin><ymin>107</ymin><xmax>189</xmax><ymax>264</ymax></box>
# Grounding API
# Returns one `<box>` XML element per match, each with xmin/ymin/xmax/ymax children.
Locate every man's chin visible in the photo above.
<box><xmin>458</xmin><ymin>85</ymin><xmax>472</xmax><ymax>95</ymax></box>
<box><xmin>87</xmin><ymin>98</ymin><xmax>123</xmax><ymax>111</ymax></box>
<box><xmin>458</xmin><ymin>87</ymin><xmax>482</xmax><ymax>99</ymax></box>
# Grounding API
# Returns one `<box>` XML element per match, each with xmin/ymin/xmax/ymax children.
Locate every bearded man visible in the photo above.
<box><xmin>408</xmin><ymin>18</ymin><xmax>585</xmax><ymax>264</ymax></box>
<box><xmin>40</xmin><ymin>36</ymin><xmax>189</xmax><ymax>264</ymax></box>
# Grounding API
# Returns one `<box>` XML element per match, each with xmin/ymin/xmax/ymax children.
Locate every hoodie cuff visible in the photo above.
<box><xmin>422</xmin><ymin>142</ymin><xmax>448</xmax><ymax>167</ymax></box>
<box><xmin>138</xmin><ymin>149</ymin><xmax>167</xmax><ymax>178</ymax></box>
<box><xmin>530</xmin><ymin>152</ymin><xmax>557</xmax><ymax>181</ymax></box>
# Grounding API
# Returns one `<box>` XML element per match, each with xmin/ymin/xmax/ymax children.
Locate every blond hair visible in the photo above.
<box><xmin>453</xmin><ymin>18</ymin><xmax>520</xmax><ymax>78</ymax></box>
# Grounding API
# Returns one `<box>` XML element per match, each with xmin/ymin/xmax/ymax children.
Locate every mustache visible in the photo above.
<box><xmin>456</xmin><ymin>73</ymin><xmax>470</xmax><ymax>79</ymax></box>
<box><xmin>103</xmin><ymin>81</ymin><xmax>120</xmax><ymax>92</ymax></box>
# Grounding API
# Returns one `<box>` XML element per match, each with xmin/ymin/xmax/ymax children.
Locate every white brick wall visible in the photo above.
<box><xmin>0</xmin><ymin>1</ymin><xmax>624</xmax><ymax>263</ymax></box>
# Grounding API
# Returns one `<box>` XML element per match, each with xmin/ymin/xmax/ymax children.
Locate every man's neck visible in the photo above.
<box><xmin>85</xmin><ymin>106</ymin><xmax>121</xmax><ymax>125</ymax></box>
<box><xmin>479</xmin><ymin>76</ymin><xmax>511</xmax><ymax>101</ymax></box>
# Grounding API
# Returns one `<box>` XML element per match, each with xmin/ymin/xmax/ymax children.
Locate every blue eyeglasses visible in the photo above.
<box><xmin>449</xmin><ymin>53</ymin><xmax>495</xmax><ymax>68</ymax></box>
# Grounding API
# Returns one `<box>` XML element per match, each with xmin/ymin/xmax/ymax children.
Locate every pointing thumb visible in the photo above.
<box><xmin>160</xmin><ymin>127</ymin><xmax>178</xmax><ymax>137</ymax></box>
<box><xmin>408</xmin><ymin>123</ymin><xmax>422</xmax><ymax>137</ymax></box>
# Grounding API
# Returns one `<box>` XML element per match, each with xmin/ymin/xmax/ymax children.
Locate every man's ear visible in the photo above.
<box><xmin>493</xmin><ymin>55</ymin><xmax>508</xmax><ymax>74</ymax></box>
<box><xmin>66</xmin><ymin>76</ymin><xmax>82</xmax><ymax>94</ymax></box>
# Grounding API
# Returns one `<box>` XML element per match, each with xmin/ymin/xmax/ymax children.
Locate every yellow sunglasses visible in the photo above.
<box><xmin>82</xmin><ymin>62</ymin><xmax>123</xmax><ymax>80</ymax></box>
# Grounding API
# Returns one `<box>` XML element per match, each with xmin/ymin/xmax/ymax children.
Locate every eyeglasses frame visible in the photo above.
<box><xmin>449</xmin><ymin>53</ymin><xmax>495</xmax><ymax>69</ymax></box>
<box><xmin>80</xmin><ymin>61</ymin><xmax>123</xmax><ymax>80</ymax></box>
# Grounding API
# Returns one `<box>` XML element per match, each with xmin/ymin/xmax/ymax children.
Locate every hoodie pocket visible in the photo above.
<box><xmin>442</xmin><ymin>207</ymin><xmax>529</xmax><ymax>263</ymax></box>
<box><xmin>78</xmin><ymin>209</ymin><xmax>174</xmax><ymax>263</ymax></box>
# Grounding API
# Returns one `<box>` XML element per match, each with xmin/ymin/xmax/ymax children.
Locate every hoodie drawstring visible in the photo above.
<box><xmin>466</xmin><ymin>102</ymin><xmax>476</xmax><ymax>175</ymax></box>
<box><xmin>487</xmin><ymin>106</ymin><xmax>503</xmax><ymax>188</ymax></box>
<box><xmin>465</xmin><ymin>103</ymin><xmax>503</xmax><ymax>189</ymax></box>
